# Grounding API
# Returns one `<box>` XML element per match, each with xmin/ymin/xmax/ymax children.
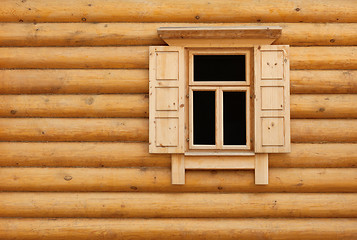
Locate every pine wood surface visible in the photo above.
<box><xmin>0</xmin><ymin>69</ymin><xmax>149</xmax><ymax>94</ymax></box>
<box><xmin>0</xmin><ymin>167</ymin><xmax>355</xmax><ymax>192</ymax></box>
<box><xmin>0</xmin><ymin>0</ymin><xmax>355</xmax><ymax>23</ymax></box>
<box><xmin>0</xmin><ymin>118</ymin><xmax>148</xmax><ymax>142</ymax></box>
<box><xmin>290</xmin><ymin>70</ymin><xmax>357</xmax><ymax>94</ymax></box>
<box><xmin>0</xmin><ymin>94</ymin><xmax>149</xmax><ymax>118</ymax></box>
<box><xmin>0</xmin><ymin>118</ymin><xmax>355</xmax><ymax>143</ymax></box>
<box><xmin>0</xmin><ymin>143</ymin><xmax>355</xmax><ymax>168</ymax></box>
<box><xmin>0</xmin><ymin>192</ymin><xmax>355</xmax><ymax>218</ymax></box>
<box><xmin>1</xmin><ymin>0</ymin><xmax>356</xmax><ymax>237</ymax></box>
<box><xmin>0</xmin><ymin>47</ymin><xmax>355</xmax><ymax>69</ymax></box>
<box><xmin>0</xmin><ymin>70</ymin><xmax>356</xmax><ymax>94</ymax></box>
<box><xmin>1</xmin><ymin>23</ymin><xmax>355</xmax><ymax>47</ymax></box>
<box><xmin>0</xmin><ymin>47</ymin><xmax>149</xmax><ymax>69</ymax></box>
<box><xmin>0</xmin><ymin>94</ymin><xmax>355</xmax><ymax>118</ymax></box>
<box><xmin>0</xmin><ymin>218</ymin><xmax>355</xmax><ymax>240</ymax></box>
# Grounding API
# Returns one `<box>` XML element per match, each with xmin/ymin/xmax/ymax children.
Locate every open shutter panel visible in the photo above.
<box><xmin>149</xmin><ymin>46</ymin><xmax>185</xmax><ymax>153</ymax></box>
<box><xmin>254</xmin><ymin>45</ymin><xmax>290</xmax><ymax>153</ymax></box>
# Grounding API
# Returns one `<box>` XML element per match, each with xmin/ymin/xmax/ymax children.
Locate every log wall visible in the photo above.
<box><xmin>0</xmin><ymin>1</ymin><xmax>356</xmax><ymax>239</ymax></box>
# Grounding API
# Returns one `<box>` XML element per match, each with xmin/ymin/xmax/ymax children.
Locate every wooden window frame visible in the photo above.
<box><xmin>188</xmin><ymin>49</ymin><xmax>251</xmax><ymax>86</ymax></box>
<box><xmin>187</xmin><ymin>48</ymin><xmax>253</xmax><ymax>154</ymax></box>
<box><xmin>189</xmin><ymin>86</ymin><xmax>250</xmax><ymax>151</ymax></box>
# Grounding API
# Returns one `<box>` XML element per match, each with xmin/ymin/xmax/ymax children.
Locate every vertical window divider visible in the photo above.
<box><xmin>216</xmin><ymin>87</ymin><xmax>223</xmax><ymax>149</ymax></box>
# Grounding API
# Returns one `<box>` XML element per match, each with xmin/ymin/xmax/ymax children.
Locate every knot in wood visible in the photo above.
<box><xmin>64</xmin><ymin>176</ymin><xmax>72</xmax><ymax>181</ymax></box>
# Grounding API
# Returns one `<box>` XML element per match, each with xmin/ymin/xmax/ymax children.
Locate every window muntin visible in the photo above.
<box><xmin>189</xmin><ymin>87</ymin><xmax>250</xmax><ymax>150</ymax></box>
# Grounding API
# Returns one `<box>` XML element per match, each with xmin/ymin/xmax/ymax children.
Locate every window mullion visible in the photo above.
<box><xmin>216</xmin><ymin>87</ymin><xmax>223</xmax><ymax>149</ymax></box>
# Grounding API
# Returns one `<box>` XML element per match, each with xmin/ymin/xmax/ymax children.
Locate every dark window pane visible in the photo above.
<box><xmin>223</xmin><ymin>92</ymin><xmax>246</xmax><ymax>145</ymax></box>
<box><xmin>194</xmin><ymin>55</ymin><xmax>246</xmax><ymax>82</ymax></box>
<box><xmin>193</xmin><ymin>91</ymin><xmax>215</xmax><ymax>145</ymax></box>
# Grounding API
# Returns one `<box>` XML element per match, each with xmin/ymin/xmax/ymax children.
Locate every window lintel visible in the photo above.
<box><xmin>158</xmin><ymin>26</ymin><xmax>282</xmax><ymax>47</ymax></box>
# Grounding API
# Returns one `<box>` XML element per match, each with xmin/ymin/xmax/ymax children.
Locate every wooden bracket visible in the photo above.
<box><xmin>171</xmin><ymin>154</ymin><xmax>269</xmax><ymax>185</ymax></box>
<box><xmin>171</xmin><ymin>154</ymin><xmax>185</xmax><ymax>185</ymax></box>
<box><xmin>255</xmin><ymin>153</ymin><xmax>269</xmax><ymax>185</ymax></box>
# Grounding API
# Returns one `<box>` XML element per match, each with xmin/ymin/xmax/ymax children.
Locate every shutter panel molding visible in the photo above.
<box><xmin>149</xmin><ymin>46</ymin><xmax>186</xmax><ymax>153</ymax></box>
<box><xmin>254</xmin><ymin>45</ymin><xmax>290</xmax><ymax>153</ymax></box>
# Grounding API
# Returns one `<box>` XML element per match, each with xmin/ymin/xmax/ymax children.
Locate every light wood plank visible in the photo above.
<box><xmin>185</xmin><ymin>156</ymin><xmax>255</xmax><ymax>169</ymax></box>
<box><xmin>171</xmin><ymin>155</ymin><xmax>185</xmax><ymax>184</ymax></box>
<box><xmin>255</xmin><ymin>153</ymin><xmax>269</xmax><ymax>185</ymax></box>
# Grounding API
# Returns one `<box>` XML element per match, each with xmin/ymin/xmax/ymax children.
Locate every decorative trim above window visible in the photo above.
<box><xmin>158</xmin><ymin>26</ymin><xmax>282</xmax><ymax>47</ymax></box>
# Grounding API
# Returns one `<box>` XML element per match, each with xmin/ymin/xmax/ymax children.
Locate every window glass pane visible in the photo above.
<box><xmin>193</xmin><ymin>91</ymin><xmax>215</xmax><ymax>145</ymax></box>
<box><xmin>223</xmin><ymin>91</ymin><xmax>246</xmax><ymax>145</ymax></box>
<box><xmin>194</xmin><ymin>55</ymin><xmax>246</xmax><ymax>82</ymax></box>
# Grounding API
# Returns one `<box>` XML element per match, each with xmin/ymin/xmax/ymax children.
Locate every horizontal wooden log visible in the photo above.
<box><xmin>0</xmin><ymin>193</ymin><xmax>355</xmax><ymax>218</ymax></box>
<box><xmin>0</xmin><ymin>143</ymin><xmax>355</xmax><ymax>168</ymax></box>
<box><xmin>0</xmin><ymin>47</ymin><xmax>355</xmax><ymax>69</ymax></box>
<box><xmin>0</xmin><ymin>0</ymin><xmax>356</xmax><ymax>23</ymax></box>
<box><xmin>0</xmin><ymin>70</ymin><xmax>355</xmax><ymax>94</ymax></box>
<box><xmin>290</xmin><ymin>47</ymin><xmax>357</xmax><ymax>69</ymax></box>
<box><xmin>291</xmin><ymin>119</ymin><xmax>357</xmax><ymax>143</ymax></box>
<box><xmin>0</xmin><ymin>119</ymin><xmax>355</xmax><ymax>143</ymax></box>
<box><xmin>269</xmin><ymin>143</ymin><xmax>357</xmax><ymax>168</ymax></box>
<box><xmin>0</xmin><ymin>23</ymin><xmax>356</xmax><ymax>46</ymax></box>
<box><xmin>290</xmin><ymin>47</ymin><xmax>357</xmax><ymax>70</ymax></box>
<box><xmin>0</xmin><ymin>142</ymin><xmax>170</xmax><ymax>167</ymax></box>
<box><xmin>0</xmin><ymin>95</ymin><xmax>149</xmax><ymax>118</ymax></box>
<box><xmin>0</xmin><ymin>168</ymin><xmax>355</xmax><ymax>192</ymax></box>
<box><xmin>0</xmin><ymin>69</ymin><xmax>148</xmax><ymax>94</ymax></box>
<box><xmin>290</xmin><ymin>70</ymin><xmax>357</xmax><ymax>93</ymax></box>
<box><xmin>0</xmin><ymin>47</ymin><xmax>148</xmax><ymax>69</ymax></box>
<box><xmin>291</xmin><ymin>94</ymin><xmax>357</xmax><ymax>118</ymax></box>
<box><xmin>1</xmin><ymin>218</ymin><xmax>356</xmax><ymax>240</ymax></box>
<box><xmin>0</xmin><ymin>118</ymin><xmax>148</xmax><ymax>142</ymax></box>
<box><xmin>1</xmin><ymin>94</ymin><xmax>354</xmax><ymax>118</ymax></box>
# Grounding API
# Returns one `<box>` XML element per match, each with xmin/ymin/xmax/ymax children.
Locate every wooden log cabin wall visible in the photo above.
<box><xmin>0</xmin><ymin>0</ymin><xmax>356</xmax><ymax>239</ymax></box>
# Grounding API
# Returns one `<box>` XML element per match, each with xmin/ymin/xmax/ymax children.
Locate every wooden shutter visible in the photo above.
<box><xmin>254</xmin><ymin>45</ymin><xmax>290</xmax><ymax>153</ymax></box>
<box><xmin>149</xmin><ymin>46</ymin><xmax>186</xmax><ymax>153</ymax></box>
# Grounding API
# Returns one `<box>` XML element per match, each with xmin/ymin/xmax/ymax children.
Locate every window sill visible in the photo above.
<box><xmin>184</xmin><ymin>151</ymin><xmax>255</xmax><ymax>156</ymax></box>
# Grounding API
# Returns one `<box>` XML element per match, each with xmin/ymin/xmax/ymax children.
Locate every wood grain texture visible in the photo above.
<box><xmin>0</xmin><ymin>192</ymin><xmax>355</xmax><ymax>218</ymax></box>
<box><xmin>291</xmin><ymin>94</ymin><xmax>357</xmax><ymax>118</ymax></box>
<box><xmin>0</xmin><ymin>94</ymin><xmax>354</xmax><ymax>119</ymax></box>
<box><xmin>0</xmin><ymin>118</ymin><xmax>148</xmax><ymax>142</ymax></box>
<box><xmin>0</xmin><ymin>142</ymin><xmax>170</xmax><ymax>167</ymax></box>
<box><xmin>0</xmin><ymin>70</ymin><xmax>354</xmax><ymax>94</ymax></box>
<box><xmin>290</xmin><ymin>47</ymin><xmax>357</xmax><ymax>70</ymax></box>
<box><xmin>0</xmin><ymin>94</ymin><xmax>149</xmax><ymax>118</ymax></box>
<box><xmin>0</xmin><ymin>69</ymin><xmax>149</xmax><ymax>94</ymax></box>
<box><xmin>0</xmin><ymin>47</ymin><xmax>148</xmax><ymax>69</ymax></box>
<box><xmin>1</xmin><ymin>143</ymin><xmax>355</xmax><ymax>168</ymax></box>
<box><xmin>0</xmin><ymin>119</ymin><xmax>355</xmax><ymax>142</ymax></box>
<box><xmin>291</xmin><ymin>119</ymin><xmax>357</xmax><ymax>143</ymax></box>
<box><xmin>0</xmin><ymin>47</ymin><xmax>355</xmax><ymax>69</ymax></box>
<box><xmin>290</xmin><ymin>70</ymin><xmax>357</xmax><ymax>93</ymax></box>
<box><xmin>0</xmin><ymin>167</ymin><xmax>355</xmax><ymax>192</ymax></box>
<box><xmin>0</xmin><ymin>0</ymin><xmax>356</xmax><ymax>23</ymax></box>
<box><xmin>0</xmin><ymin>23</ymin><xmax>355</xmax><ymax>47</ymax></box>
<box><xmin>269</xmin><ymin>143</ymin><xmax>357</xmax><ymax>168</ymax></box>
<box><xmin>0</xmin><ymin>218</ymin><xmax>356</xmax><ymax>240</ymax></box>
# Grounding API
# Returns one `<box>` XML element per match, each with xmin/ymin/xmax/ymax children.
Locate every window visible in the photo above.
<box><xmin>188</xmin><ymin>49</ymin><xmax>252</xmax><ymax>152</ymax></box>
<box><xmin>149</xmin><ymin>26</ymin><xmax>290</xmax><ymax>185</ymax></box>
